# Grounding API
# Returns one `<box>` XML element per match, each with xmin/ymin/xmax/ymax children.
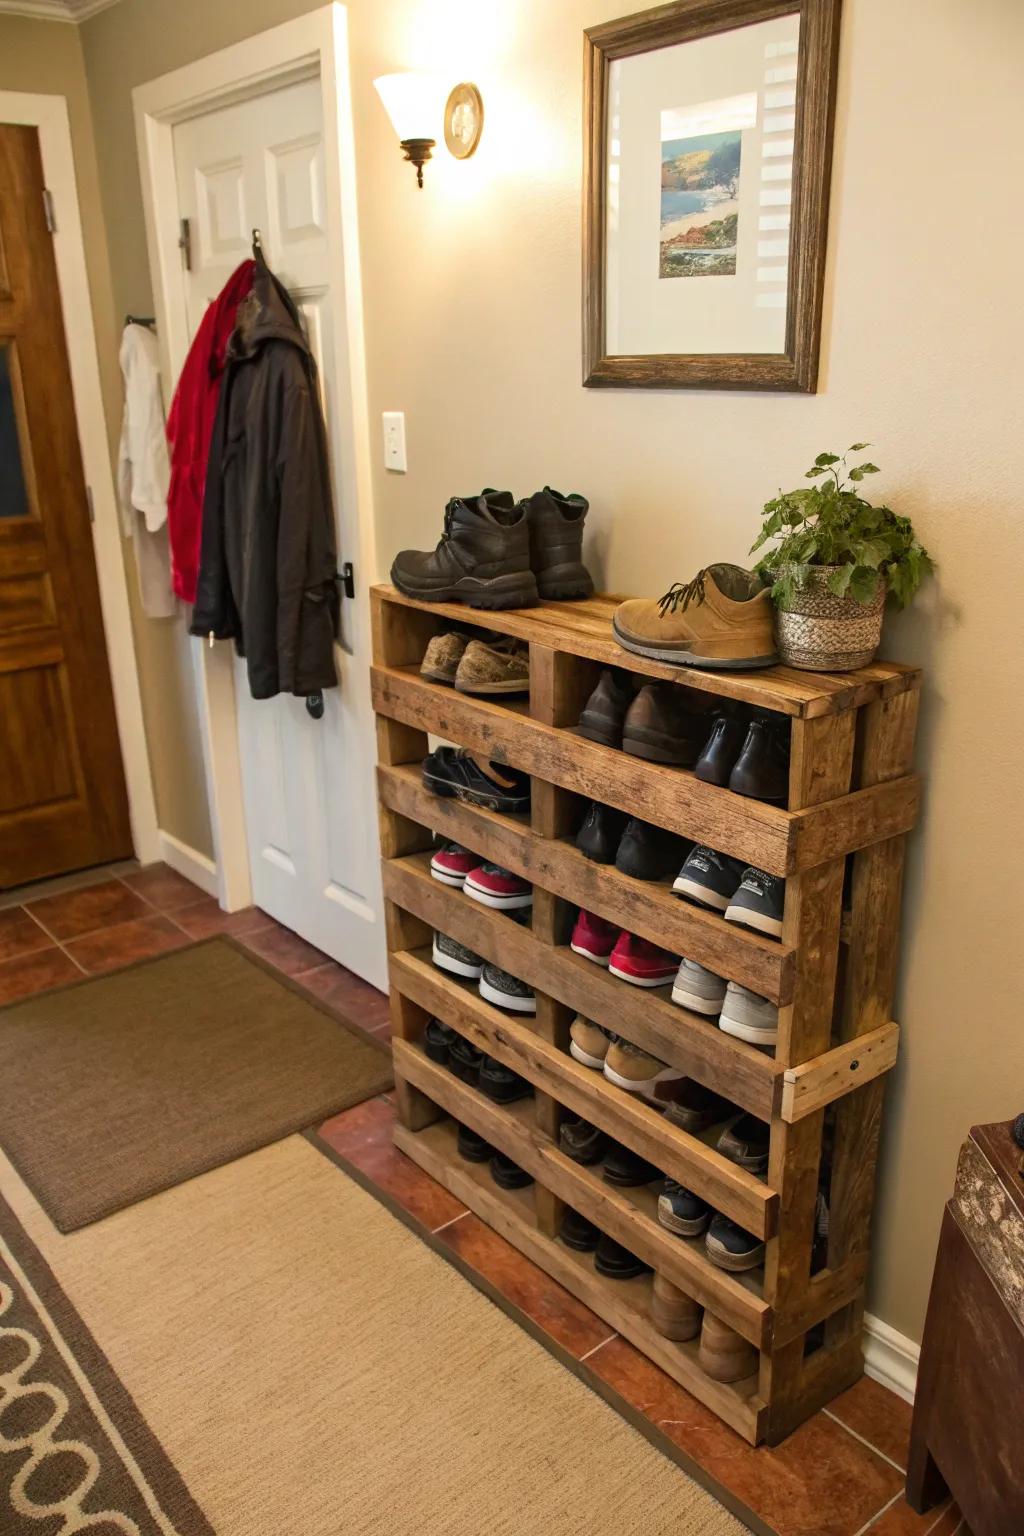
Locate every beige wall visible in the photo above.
<box><xmin>37</xmin><ymin>0</ymin><xmax>1024</xmax><ymax>1342</ymax></box>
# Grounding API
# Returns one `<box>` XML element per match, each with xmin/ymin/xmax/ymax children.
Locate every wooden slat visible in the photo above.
<box><xmin>395</xmin><ymin>1116</ymin><xmax>765</xmax><ymax>1443</ymax></box>
<box><xmin>780</xmin><ymin>1022</ymin><xmax>899</xmax><ymax>1124</ymax></box>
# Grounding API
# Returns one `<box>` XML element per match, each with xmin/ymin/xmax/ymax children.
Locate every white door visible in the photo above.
<box><xmin>171</xmin><ymin>73</ymin><xmax>385</xmax><ymax>988</ymax></box>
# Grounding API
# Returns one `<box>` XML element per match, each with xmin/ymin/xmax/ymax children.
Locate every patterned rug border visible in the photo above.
<box><xmin>0</xmin><ymin>1183</ymin><xmax>216</xmax><ymax>1535</ymax></box>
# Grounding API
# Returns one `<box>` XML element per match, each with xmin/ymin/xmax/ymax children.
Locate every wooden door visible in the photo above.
<box><xmin>0</xmin><ymin>125</ymin><xmax>132</xmax><ymax>887</ymax></box>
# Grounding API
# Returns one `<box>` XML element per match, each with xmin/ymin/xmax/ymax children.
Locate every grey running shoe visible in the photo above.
<box><xmin>719</xmin><ymin>982</ymin><xmax>779</xmax><ymax>1045</ymax></box>
<box><xmin>478</xmin><ymin>962</ymin><xmax>536</xmax><ymax>1013</ymax></box>
<box><xmin>672</xmin><ymin>846</ymin><xmax>745</xmax><ymax>910</ymax></box>
<box><xmin>725</xmin><ymin>867</ymin><xmax>785</xmax><ymax>938</ymax></box>
<box><xmin>432</xmin><ymin>931</ymin><xmax>484</xmax><ymax>979</ymax></box>
<box><xmin>671</xmin><ymin>957</ymin><xmax>727</xmax><ymax>1016</ymax></box>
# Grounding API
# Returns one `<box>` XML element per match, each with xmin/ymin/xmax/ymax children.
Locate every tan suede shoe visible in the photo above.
<box><xmin>613</xmin><ymin>564</ymin><xmax>777</xmax><ymax>669</ymax></box>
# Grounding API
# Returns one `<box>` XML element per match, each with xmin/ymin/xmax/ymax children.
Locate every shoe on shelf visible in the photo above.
<box><xmin>662</xmin><ymin>1079</ymin><xmax>738</xmax><ymax>1135</ymax></box>
<box><xmin>560</xmin><ymin>1116</ymin><xmax>608</xmax><ymax>1166</ymax></box>
<box><xmin>558</xmin><ymin>1206</ymin><xmax>601</xmax><ymax>1252</ymax></box>
<box><xmin>672</xmin><ymin>845</ymin><xmax>745</xmax><ymax>911</ymax></box>
<box><xmin>464</xmin><ymin>863</ymin><xmax>533</xmax><ymax>910</ymax></box>
<box><xmin>575</xmin><ymin>801</ymin><xmax>627</xmax><ymax>863</ymax></box>
<box><xmin>603</xmin><ymin>1038</ymin><xmax>686</xmax><ymax>1108</ymax></box>
<box><xmin>456</xmin><ymin>1122</ymin><xmax>492</xmax><ymax>1163</ymax></box>
<box><xmin>422</xmin><ymin>746</ymin><xmax>531</xmax><ymax>815</ymax></box>
<box><xmin>622</xmin><ymin>683</ymin><xmax>713</xmax><ymax>766</ymax></box>
<box><xmin>724</xmin><ymin>868</ymin><xmax>785</xmax><ymax>938</ymax></box>
<box><xmin>719</xmin><ymin>983</ymin><xmax>779</xmax><ymax>1046</ymax></box>
<box><xmin>570</xmin><ymin>909</ymin><xmax>619</xmax><ymax>965</ymax></box>
<box><xmin>614</xmin><ymin>819</ymin><xmax>690</xmax><ymax>882</ymax></box>
<box><xmin>478</xmin><ymin>963</ymin><xmax>536</xmax><ymax>1014</ymax></box>
<box><xmin>694</xmin><ymin>709</ymin><xmax>750</xmax><ymax>787</ymax></box>
<box><xmin>699</xmin><ymin>1312</ymin><xmax>759</xmax><ymax>1383</ymax></box>
<box><xmin>423</xmin><ymin>1017</ymin><xmax>456</xmax><ymax>1065</ymax></box>
<box><xmin>569</xmin><ymin>1016</ymin><xmax>615</xmax><ymax>1069</ymax></box>
<box><xmin>717</xmin><ymin>1113</ymin><xmax>770</xmax><ymax>1175</ymax></box>
<box><xmin>420</xmin><ymin>629</ymin><xmax>470</xmax><ymax>685</ymax></box>
<box><xmin>448</xmin><ymin>1034</ymin><xmax>484</xmax><ymax>1086</ymax></box>
<box><xmin>430</xmin><ymin>841</ymin><xmax>480</xmax><ymax>887</ymax></box>
<box><xmin>454</xmin><ymin>635</ymin><xmax>530</xmax><ymax>695</ymax></box>
<box><xmin>657</xmin><ymin>1179</ymin><xmax>711</xmax><ymax>1237</ymax></box>
<box><xmin>391</xmin><ymin>490</ymin><xmax>539</xmax><ymax>610</ymax></box>
<box><xmin>478</xmin><ymin>1054</ymin><xmax>533</xmax><ymax>1103</ymax></box>
<box><xmin>608</xmin><ymin>932</ymin><xmax>678</xmax><ymax>988</ymax></box>
<box><xmin>728</xmin><ymin>715</ymin><xmax>791</xmax><ymax>803</ymax></box>
<box><xmin>705</xmin><ymin>1214</ymin><xmax>765</xmax><ymax>1272</ymax></box>
<box><xmin>490</xmin><ymin>1151</ymin><xmax>533</xmax><ymax>1190</ymax></box>
<box><xmin>602</xmin><ymin>1141</ymin><xmax>662</xmax><ymax>1187</ymax></box>
<box><xmin>651</xmin><ymin>1274</ymin><xmax>703</xmax><ymax>1341</ymax></box>
<box><xmin>613</xmin><ymin>565</ymin><xmax>777</xmax><ymax>670</ymax></box>
<box><xmin>576</xmin><ymin>668</ymin><xmax>635</xmax><ymax>747</ymax></box>
<box><xmin>432</xmin><ymin>931</ymin><xmax>484</xmax><ymax>980</ymax></box>
<box><xmin>594</xmin><ymin>1233</ymin><xmax>649</xmax><ymax>1279</ymax></box>
<box><xmin>523</xmin><ymin>487</ymin><xmax>594</xmax><ymax>601</ymax></box>
<box><xmin>671</xmin><ymin>958</ymin><xmax>727</xmax><ymax>1016</ymax></box>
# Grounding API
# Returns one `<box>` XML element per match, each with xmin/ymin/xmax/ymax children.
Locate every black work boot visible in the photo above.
<box><xmin>523</xmin><ymin>487</ymin><xmax>594</xmax><ymax>601</ymax></box>
<box><xmin>391</xmin><ymin>490</ymin><xmax>538</xmax><ymax>609</ymax></box>
<box><xmin>728</xmin><ymin>715</ymin><xmax>791</xmax><ymax>802</ymax></box>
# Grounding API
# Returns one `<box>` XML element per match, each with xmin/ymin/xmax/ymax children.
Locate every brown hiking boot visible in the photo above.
<box><xmin>614</xmin><ymin>565</ymin><xmax>777</xmax><ymax>670</ymax></box>
<box><xmin>454</xmin><ymin>636</ymin><xmax>529</xmax><ymax>694</ymax></box>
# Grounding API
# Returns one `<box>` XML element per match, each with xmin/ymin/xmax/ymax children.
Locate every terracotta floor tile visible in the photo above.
<box><xmin>237</xmin><ymin>920</ymin><xmax>330</xmax><ymax>976</ymax></box>
<box><xmin>0</xmin><ymin>947</ymin><xmax>82</xmax><ymax>1004</ymax></box>
<box><xmin>862</xmin><ymin>1495</ymin><xmax>956</xmax><ymax>1534</ymax></box>
<box><xmin>296</xmin><ymin>961</ymin><xmax>390</xmax><ymax>1030</ymax></box>
<box><xmin>372</xmin><ymin>1017</ymin><xmax>393</xmax><ymax>1043</ymax></box>
<box><xmin>172</xmin><ymin>898</ymin><xmax>273</xmax><ymax>940</ymax></box>
<box><xmin>121</xmin><ymin>864</ymin><xmax>206</xmax><ymax>912</ymax></box>
<box><xmin>27</xmin><ymin>878</ymin><xmax>151</xmax><ymax>941</ymax></box>
<box><xmin>436</xmin><ymin>1210</ymin><xmax>613</xmax><ymax>1358</ymax></box>
<box><xmin>65</xmin><ymin>914</ymin><xmax>190</xmax><ymax>974</ymax></box>
<box><xmin>0</xmin><ymin>907</ymin><xmax>53</xmax><ymax>964</ymax></box>
<box><xmin>317</xmin><ymin>1097</ymin><xmax>466</xmax><ymax>1230</ymax></box>
<box><xmin>827</xmin><ymin>1374</ymin><xmax>913</xmax><ymax>1470</ymax></box>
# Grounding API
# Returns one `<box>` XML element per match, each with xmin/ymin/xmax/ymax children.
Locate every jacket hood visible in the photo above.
<box><xmin>228</xmin><ymin>260</ymin><xmax>310</xmax><ymax>360</ymax></box>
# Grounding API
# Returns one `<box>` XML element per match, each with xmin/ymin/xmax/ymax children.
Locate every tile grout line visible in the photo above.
<box><xmin>431</xmin><ymin>1211</ymin><xmax>469</xmax><ymax>1235</ymax></box>
<box><xmin>821</xmin><ymin>1407</ymin><xmax>907</xmax><ymax>1474</ymax></box>
<box><xmin>577</xmin><ymin>1331</ymin><xmax>617</xmax><ymax>1363</ymax></box>
<box><xmin>851</xmin><ymin>1491</ymin><xmax>903</xmax><ymax>1536</ymax></box>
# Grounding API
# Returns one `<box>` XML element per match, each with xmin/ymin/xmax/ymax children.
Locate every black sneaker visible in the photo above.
<box><xmin>615</xmin><ymin>820</ymin><xmax>690</xmax><ymax>882</ymax></box>
<box><xmin>391</xmin><ymin>491</ymin><xmax>539</xmax><ymax>610</ymax></box>
<box><xmin>717</xmin><ymin>1114</ymin><xmax>770</xmax><ymax>1175</ymax></box>
<box><xmin>558</xmin><ymin>1207</ymin><xmax>601</xmax><ymax>1252</ymax></box>
<box><xmin>575</xmin><ymin>801</ymin><xmax>627</xmax><ymax>863</ymax></box>
<box><xmin>602</xmin><ymin>1141</ymin><xmax>661</xmax><ymax>1187</ymax></box>
<box><xmin>594</xmin><ymin>1233</ymin><xmax>649</xmax><ymax>1279</ymax></box>
<box><xmin>672</xmin><ymin>845</ymin><xmax>745</xmax><ymax>911</ymax></box>
<box><xmin>424</xmin><ymin>1017</ymin><xmax>456</xmax><ymax>1064</ymax></box>
<box><xmin>559</xmin><ymin>1117</ymin><xmax>607</xmax><ymax>1165</ymax></box>
<box><xmin>456</xmin><ymin>1123</ymin><xmax>492</xmax><ymax>1163</ymax></box>
<box><xmin>448</xmin><ymin>1035</ymin><xmax>484</xmax><ymax>1086</ymax></box>
<box><xmin>523</xmin><ymin>487</ymin><xmax>594</xmax><ymax>601</ymax></box>
<box><xmin>490</xmin><ymin>1151</ymin><xmax>533</xmax><ymax>1190</ymax></box>
<box><xmin>432</xmin><ymin>931</ymin><xmax>484</xmax><ymax>979</ymax></box>
<box><xmin>477</xmin><ymin>1055</ymin><xmax>533</xmax><ymax>1104</ymax></box>
<box><xmin>478</xmin><ymin>963</ymin><xmax>536</xmax><ymax>1014</ymax></box>
<box><xmin>694</xmin><ymin>711</ymin><xmax>749</xmax><ymax>788</ymax></box>
<box><xmin>661</xmin><ymin>1079</ymin><xmax>737</xmax><ymax>1134</ymax></box>
<box><xmin>422</xmin><ymin>747</ymin><xmax>531</xmax><ymax>814</ymax></box>
<box><xmin>657</xmin><ymin>1180</ymin><xmax>711</xmax><ymax>1237</ymax></box>
<box><xmin>725</xmin><ymin>868</ymin><xmax>785</xmax><ymax>938</ymax></box>
<box><xmin>576</xmin><ymin>669</ymin><xmax>634</xmax><ymax>748</ymax></box>
<box><xmin>728</xmin><ymin>716</ymin><xmax>791</xmax><ymax>803</ymax></box>
<box><xmin>705</xmin><ymin>1214</ymin><xmax>765</xmax><ymax>1272</ymax></box>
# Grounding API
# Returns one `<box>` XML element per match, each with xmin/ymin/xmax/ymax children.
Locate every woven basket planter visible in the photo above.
<box><xmin>774</xmin><ymin>565</ymin><xmax>886</xmax><ymax>672</ymax></box>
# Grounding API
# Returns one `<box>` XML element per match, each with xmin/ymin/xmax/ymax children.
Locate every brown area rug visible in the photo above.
<box><xmin>0</xmin><ymin>936</ymin><xmax>391</xmax><ymax>1231</ymax></box>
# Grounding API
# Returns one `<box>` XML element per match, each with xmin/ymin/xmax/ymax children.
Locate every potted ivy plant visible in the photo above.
<box><xmin>750</xmin><ymin>446</ymin><xmax>933</xmax><ymax>672</ymax></box>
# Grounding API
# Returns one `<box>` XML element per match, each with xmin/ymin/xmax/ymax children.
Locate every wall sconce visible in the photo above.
<box><xmin>374</xmin><ymin>72</ymin><xmax>484</xmax><ymax>188</ymax></box>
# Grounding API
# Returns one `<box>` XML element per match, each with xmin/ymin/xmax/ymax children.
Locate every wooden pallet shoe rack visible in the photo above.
<box><xmin>370</xmin><ymin>584</ymin><xmax>921</xmax><ymax>1445</ymax></box>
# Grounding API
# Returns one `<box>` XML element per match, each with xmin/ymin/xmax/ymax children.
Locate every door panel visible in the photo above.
<box><xmin>0</xmin><ymin>125</ymin><xmax>132</xmax><ymax>887</ymax></box>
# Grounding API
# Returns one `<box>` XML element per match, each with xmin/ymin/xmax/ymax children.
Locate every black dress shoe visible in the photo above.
<box><xmin>424</xmin><ymin>1017</ymin><xmax>456</xmax><ymax>1065</ymax></box>
<box><xmin>602</xmin><ymin>1141</ymin><xmax>661</xmax><ymax>1187</ymax></box>
<box><xmin>422</xmin><ymin>746</ymin><xmax>532</xmax><ymax>814</ymax></box>
<box><xmin>694</xmin><ymin>712</ymin><xmax>749</xmax><ymax>787</ymax></box>
<box><xmin>456</xmin><ymin>1123</ymin><xmax>493</xmax><ymax>1163</ymax></box>
<box><xmin>576</xmin><ymin>669</ymin><xmax>634</xmax><ymax>747</ymax></box>
<box><xmin>448</xmin><ymin>1035</ymin><xmax>484</xmax><ymax>1086</ymax></box>
<box><xmin>559</xmin><ymin>1116</ymin><xmax>608</xmax><ymax>1165</ymax></box>
<box><xmin>558</xmin><ymin>1207</ymin><xmax>601</xmax><ymax>1252</ymax></box>
<box><xmin>575</xmin><ymin>801</ymin><xmax>627</xmax><ymax>863</ymax></box>
<box><xmin>478</xmin><ymin>1055</ymin><xmax>533</xmax><ymax>1104</ymax></box>
<box><xmin>490</xmin><ymin>1151</ymin><xmax>534</xmax><ymax>1190</ymax></box>
<box><xmin>614</xmin><ymin>819</ymin><xmax>690</xmax><ymax>881</ymax></box>
<box><xmin>728</xmin><ymin>716</ymin><xmax>791</xmax><ymax>803</ymax></box>
<box><xmin>594</xmin><ymin>1233</ymin><xmax>649</xmax><ymax>1278</ymax></box>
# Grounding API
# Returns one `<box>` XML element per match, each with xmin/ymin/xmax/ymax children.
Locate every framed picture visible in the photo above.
<box><xmin>582</xmin><ymin>0</ymin><xmax>842</xmax><ymax>391</ymax></box>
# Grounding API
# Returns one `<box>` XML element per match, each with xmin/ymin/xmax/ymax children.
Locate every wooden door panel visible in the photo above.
<box><xmin>0</xmin><ymin>124</ymin><xmax>132</xmax><ymax>886</ymax></box>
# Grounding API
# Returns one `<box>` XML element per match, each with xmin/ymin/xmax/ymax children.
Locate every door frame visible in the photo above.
<box><xmin>0</xmin><ymin>89</ymin><xmax>160</xmax><ymax>868</ymax></box>
<box><xmin>132</xmin><ymin>4</ymin><xmax>379</xmax><ymax>911</ymax></box>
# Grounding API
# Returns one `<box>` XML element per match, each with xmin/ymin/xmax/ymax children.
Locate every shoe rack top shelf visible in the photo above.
<box><xmin>373</xmin><ymin>584</ymin><xmax>921</xmax><ymax>721</ymax></box>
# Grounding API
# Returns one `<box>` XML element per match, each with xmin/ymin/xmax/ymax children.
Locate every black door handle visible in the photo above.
<box><xmin>339</xmin><ymin>562</ymin><xmax>355</xmax><ymax>599</ymax></box>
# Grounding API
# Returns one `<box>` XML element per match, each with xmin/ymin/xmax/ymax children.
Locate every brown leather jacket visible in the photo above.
<box><xmin>190</xmin><ymin>259</ymin><xmax>338</xmax><ymax>699</ymax></box>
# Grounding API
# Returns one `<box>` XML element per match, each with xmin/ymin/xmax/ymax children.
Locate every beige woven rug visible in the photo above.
<box><xmin>0</xmin><ymin>1134</ymin><xmax>745</xmax><ymax>1535</ymax></box>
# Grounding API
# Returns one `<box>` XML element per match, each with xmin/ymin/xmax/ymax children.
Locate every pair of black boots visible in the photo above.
<box><xmin>391</xmin><ymin>487</ymin><xmax>593</xmax><ymax>611</ymax></box>
<box><xmin>576</xmin><ymin>801</ymin><xmax>689</xmax><ymax>882</ymax></box>
<box><xmin>456</xmin><ymin>1122</ymin><xmax>533</xmax><ymax>1191</ymax></box>
<box><xmin>559</xmin><ymin>1207</ymin><xmax>649</xmax><ymax>1279</ymax></box>
<box><xmin>696</xmin><ymin>708</ymin><xmax>791</xmax><ymax>803</ymax></box>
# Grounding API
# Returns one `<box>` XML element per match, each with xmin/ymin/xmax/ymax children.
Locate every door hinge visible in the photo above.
<box><xmin>42</xmin><ymin>188</ymin><xmax>57</xmax><ymax>234</ymax></box>
<box><xmin>178</xmin><ymin>217</ymin><xmax>192</xmax><ymax>272</ymax></box>
<box><xmin>85</xmin><ymin>486</ymin><xmax>95</xmax><ymax>523</ymax></box>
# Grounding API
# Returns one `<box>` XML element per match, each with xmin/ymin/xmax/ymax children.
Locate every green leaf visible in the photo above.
<box><xmin>805</xmin><ymin>466</ymin><xmax>826</xmax><ymax>477</ymax></box>
<box><xmin>847</xmin><ymin>442</ymin><xmax>869</xmax><ymax>451</ymax></box>
<box><xmin>857</xmin><ymin>538</ymin><xmax>890</xmax><ymax>569</ymax></box>
<box><xmin>849</xmin><ymin>565</ymin><xmax>881</xmax><ymax>604</ymax></box>
<box><xmin>826</xmin><ymin>564</ymin><xmax>854</xmax><ymax>597</ymax></box>
<box><xmin>814</xmin><ymin>452</ymin><xmax>840</xmax><ymax>466</ymax></box>
<box><xmin>859</xmin><ymin>462</ymin><xmax>881</xmax><ymax>474</ymax></box>
<box><xmin>848</xmin><ymin>467</ymin><xmax>864</xmax><ymax>481</ymax></box>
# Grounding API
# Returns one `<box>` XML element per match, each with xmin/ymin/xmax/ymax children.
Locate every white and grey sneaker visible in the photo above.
<box><xmin>672</xmin><ymin>846</ymin><xmax>745</xmax><ymax>911</ymax></box>
<box><xmin>671</xmin><ymin>958</ymin><xmax>727</xmax><ymax>1015</ymax></box>
<box><xmin>432</xmin><ymin>931</ymin><xmax>484</xmax><ymax>979</ymax></box>
<box><xmin>724</xmin><ymin>867</ymin><xmax>784</xmax><ymax>938</ymax></box>
<box><xmin>478</xmin><ymin>963</ymin><xmax>536</xmax><ymax>1013</ymax></box>
<box><xmin>718</xmin><ymin>981</ymin><xmax>778</xmax><ymax>1045</ymax></box>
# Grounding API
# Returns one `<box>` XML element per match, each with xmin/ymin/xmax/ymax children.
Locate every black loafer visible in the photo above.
<box><xmin>490</xmin><ymin>1151</ymin><xmax>533</xmax><ymax>1190</ymax></box>
<box><xmin>448</xmin><ymin>1035</ymin><xmax>484</xmax><ymax>1086</ymax></box>
<box><xmin>424</xmin><ymin>1017</ymin><xmax>456</xmax><ymax>1065</ymax></box>
<box><xmin>594</xmin><ymin>1233</ymin><xmax>649</xmax><ymax>1279</ymax></box>
<box><xmin>478</xmin><ymin>1055</ymin><xmax>533</xmax><ymax>1104</ymax></box>
<box><xmin>558</xmin><ymin>1207</ymin><xmax>601</xmax><ymax>1252</ymax></box>
<box><xmin>602</xmin><ymin>1141</ymin><xmax>661</xmax><ymax>1187</ymax></box>
<box><xmin>456</xmin><ymin>1123</ymin><xmax>492</xmax><ymax>1163</ymax></box>
<box><xmin>559</xmin><ymin>1117</ymin><xmax>608</xmax><ymax>1165</ymax></box>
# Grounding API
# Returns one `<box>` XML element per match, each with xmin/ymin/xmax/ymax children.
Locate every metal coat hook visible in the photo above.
<box><xmin>251</xmin><ymin>227</ymin><xmax>263</xmax><ymax>257</ymax></box>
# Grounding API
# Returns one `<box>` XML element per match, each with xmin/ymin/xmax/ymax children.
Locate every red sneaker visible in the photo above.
<box><xmin>464</xmin><ymin>863</ymin><xmax>533</xmax><ymax>910</ymax></box>
<box><xmin>570</xmin><ymin>910</ymin><xmax>620</xmax><ymax>965</ymax></box>
<box><xmin>430</xmin><ymin>842</ymin><xmax>480</xmax><ymax>887</ymax></box>
<box><xmin>608</xmin><ymin>932</ymin><xmax>678</xmax><ymax>988</ymax></box>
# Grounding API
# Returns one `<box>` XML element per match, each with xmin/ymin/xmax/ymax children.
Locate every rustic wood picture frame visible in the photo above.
<box><xmin>582</xmin><ymin>0</ymin><xmax>843</xmax><ymax>392</ymax></box>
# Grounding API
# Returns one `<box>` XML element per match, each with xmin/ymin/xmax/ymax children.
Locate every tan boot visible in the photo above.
<box><xmin>650</xmin><ymin>1274</ymin><xmax>702</xmax><ymax>1341</ymax></box>
<box><xmin>613</xmin><ymin>565</ymin><xmax>777</xmax><ymax>669</ymax></box>
<box><xmin>698</xmin><ymin>1311</ymin><xmax>759</xmax><ymax>1382</ymax></box>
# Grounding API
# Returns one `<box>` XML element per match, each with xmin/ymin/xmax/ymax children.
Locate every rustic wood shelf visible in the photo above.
<box><xmin>371</xmin><ymin>583</ymin><xmax>921</xmax><ymax>1444</ymax></box>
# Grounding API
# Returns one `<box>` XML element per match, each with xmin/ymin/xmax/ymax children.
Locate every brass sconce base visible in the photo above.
<box><xmin>400</xmin><ymin>138</ymin><xmax>435</xmax><ymax>188</ymax></box>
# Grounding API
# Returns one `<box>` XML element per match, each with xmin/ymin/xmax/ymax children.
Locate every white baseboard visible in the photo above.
<box><xmin>863</xmin><ymin>1312</ymin><xmax>919</xmax><ymax>1404</ymax></box>
<box><xmin>157</xmin><ymin>830</ymin><xmax>218</xmax><ymax>899</ymax></box>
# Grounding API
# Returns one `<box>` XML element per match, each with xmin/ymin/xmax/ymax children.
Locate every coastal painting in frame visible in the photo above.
<box><xmin>583</xmin><ymin>0</ymin><xmax>842</xmax><ymax>391</ymax></box>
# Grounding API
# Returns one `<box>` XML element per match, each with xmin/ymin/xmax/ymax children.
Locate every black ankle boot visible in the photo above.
<box><xmin>391</xmin><ymin>491</ymin><xmax>538</xmax><ymax>609</ymax></box>
<box><xmin>576</xmin><ymin>801</ymin><xmax>627</xmax><ymax>863</ymax></box>
<box><xmin>523</xmin><ymin>487</ymin><xmax>593</xmax><ymax>600</ymax></box>
<box><xmin>728</xmin><ymin>716</ymin><xmax>791</xmax><ymax>802</ymax></box>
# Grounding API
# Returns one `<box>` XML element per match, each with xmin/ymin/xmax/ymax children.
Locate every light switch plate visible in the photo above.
<box><xmin>382</xmin><ymin>411</ymin><xmax>407</xmax><ymax>472</ymax></box>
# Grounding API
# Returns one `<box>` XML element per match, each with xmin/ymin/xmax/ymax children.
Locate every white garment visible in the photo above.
<box><xmin>117</xmin><ymin>322</ymin><xmax>176</xmax><ymax>618</ymax></box>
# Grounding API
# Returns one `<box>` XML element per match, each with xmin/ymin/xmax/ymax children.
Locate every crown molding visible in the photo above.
<box><xmin>0</xmin><ymin>0</ymin><xmax>122</xmax><ymax>21</ymax></box>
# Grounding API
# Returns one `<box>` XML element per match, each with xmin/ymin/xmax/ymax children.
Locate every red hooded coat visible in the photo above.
<box><xmin>165</xmin><ymin>260</ymin><xmax>255</xmax><ymax>602</ymax></box>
